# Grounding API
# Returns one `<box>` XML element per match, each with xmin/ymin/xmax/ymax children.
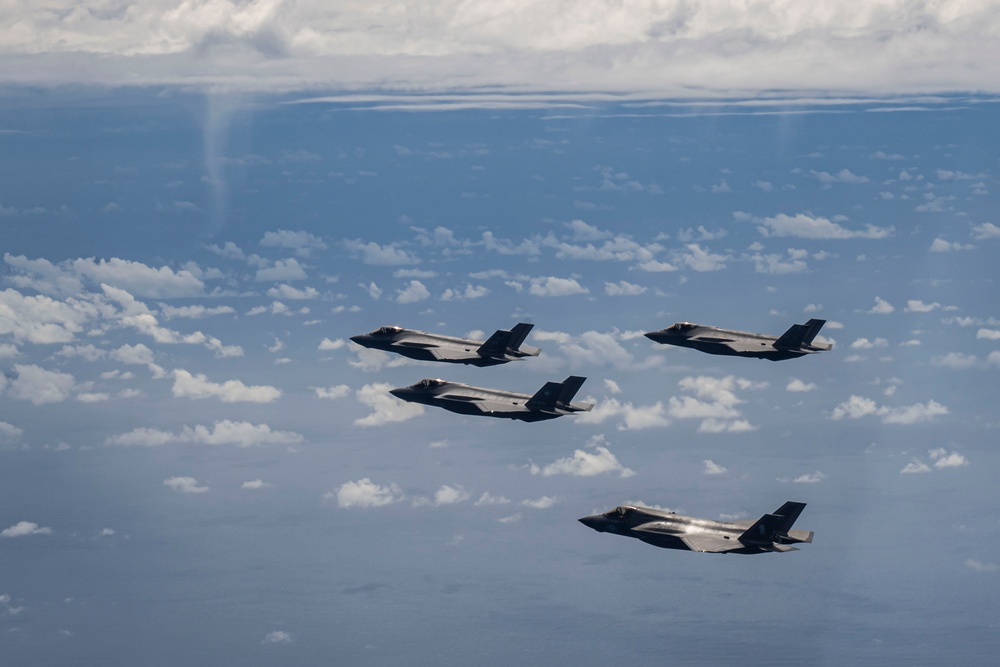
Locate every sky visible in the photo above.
<box><xmin>2</xmin><ymin>2</ymin><xmax>999</xmax><ymax>666</ymax></box>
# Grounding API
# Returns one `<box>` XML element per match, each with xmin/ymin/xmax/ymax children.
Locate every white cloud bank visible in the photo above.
<box><xmin>1</xmin><ymin>521</ymin><xmax>53</xmax><ymax>538</ymax></box>
<box><xmin>831</xmin><ymin>395</ymin><xmax>948</xmax><ymax>424</ymax></box>
<box><xmin>2</xmin><ymin>2</ymin><xmax>998</xmax><ymax>96</ymax></box>
<box><xmin>529</xmin><ymin>436</ymin><xmax>634</xmax><ymax>478</ymax></box>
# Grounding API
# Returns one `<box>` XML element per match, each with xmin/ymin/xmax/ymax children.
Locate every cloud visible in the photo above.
<box><xmin>530</xmin><ymin>436</ymin><xmax>634</xmax><ymax>477</ymax></box>
<box><xmin>703</xmin><ymin>460</ymin><xmax>727</xmax><ymax>475</ymax></box>
<box><xmin>255</xmin><ymin>258</ymin><xmax>308</xmax><ymax>282</ymax></box>
<box><xmin>355</xmin><ymin>382</ymin><xmax>425</xmax><ymax>426</ymax></box>
<box><xmin>0</xmin><ymin>420</ymin><xmax>25</xmax><ymax>446</ymax></box>
<box><xmin>905</xmin><ymin>300</ymin><xmax>940</xmax><ymax>313</ymax></box>
<box><xmin>666</xmin><ymin>375</ymin><xmax>765</xmax><ymax>432</ymax></box>
<box><xmin>971</xmin><ymin>222</ymin><xmax>1000</xmax><ymax>240</ymax></box>
<box><xmin>262</xmin><ymin>631</ymin><xmax>293</xmax><ymax>644</ymax></box>
<box><xmin>929</xmin><ymin>448</ymin><xmax>968</xmax><ymax>468</ymax></box>
<box><xmin>522</xmin><ymin>496</ymin><xmax>557</xmax><ymax>509</ymax></box>
<box><xmin>333</xmin><ymin>478</ymin><xmax>404</xmax><ymax>508</ymax></box>
<box><xmin>932</xmin><ymin>353</ymin><xmax>980</xmax><ymax>369</ymax></box>
<box><xmin>260</xmin><ymin>229</ymin><xmax>327</xmax><ymax>256</ymax></box>
<box><xmin>7</xmin><ymin>254</ymin><xmax>205</xmax><ymax>298</ymax></box>
<box><xmin>528</xmin><ymin>276</ymin><xmax>588</xmax><ymax>297</ymax></box>
<box><xmin>832</xmin><ymin>396</ymin><xmax>948</xmax><ymax>424</ymax></box>
<box><xmin>930</xmin><ymin>238</ymin><xmax>973</xmax><ymax>252</ymax></box>
<box><xmin>171</xmin><ymin>369</ymin><xmax>281</xmax><ymax>403</ymax></box>
<box><xmin>474</xmin><ymin>492</ymin><xmax>511</xmax><ymax>506</ymax></box>
<box><xmin>395</xmin><ymin>280</ymin><xmax>431</xmax><ymax>304</ymax></box>
<box><xmin>604</xmin><ymin>280</ymin><xmax>647</xmax><ymax>296</ymax></box>
<box><xmin>318</xmin><ymin>337</ymin><xmax>345</xmax><ymax>350</ymax></box>
<box><xmin>851</xmin><ymin>337</ymin><xmax>888</xmax><ymax>350</ymax></box>
<box><xmin>163</xmin><ymin>477</ymin><xmax>209</xmax><ymax>494</ymax></box>
<box><xmin>107</xmin><ymin>420</ymin><xmax>303</xmax><ymax>448</ymax></box>
<box><xmin>900</xmin><ymin>460</ymin><xmax>932</xmax><ymax>474</ymax></box>
<box><xmin>576</xmin><ymin>397</ymin><xmax>670</xmax><ymax>430</ymax></box>
<box><xmin>0</xmin><ymin>288</ymin><xmax>87</xmax><ymax>343</ymax></box>
<box><xmin>7</xmin><ymin>364</ymin><xmax>75</xmax><ymax>404</ymax></box>
<box><xmin>810</xmin><ymin>169</ymin><xmax>869</xmax><ymax>184</ymax></box>
<box><xmin>965</xmin><ymin>560</ymin><xmax>999</xmax><ymax>573</ymax></box>
<box><xmin>314</xmin><ymin>385</ymin><xmax>350</xmax><ymax>400</ymax></box>
<box><xmin>242</xmin><ymin>479</ymin><xmax>273</xmax><ymax>489</ymax></box>
<box><xmin>792</xmin><ymin>471</ymin><xmax>826</xmax><ymax>484</ymax></box>
<box><xmin>416</xmin><ymin>484</ymin><xmax>470</xmax><ymax>507</ymax></box>
<box><xmin>344</xmin><ymin>239</ymin><xmax>419</xmax><ymax>265</ymax></box>
<box><xmin>786</xmin><ymin>379</ymin><xmax>817</xmax><ymax>392</ymax></box>
<box><xmin>755</xmin><ymin>213</ymin><xmax>892</xmax><ymax>239</ymax></box>
<box><xmin>1</xmin><ymin>521</ymin><xmax>53</xmax><ymax>538</ymax></box>
<box><xmin>868</xmin><ymin>296</ymin><xmax>895</xmax><ymax>314</ymax></box>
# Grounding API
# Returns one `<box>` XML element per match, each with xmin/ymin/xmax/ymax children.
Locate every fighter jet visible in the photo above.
<box><xmin>579</xmin><ymin>501</ymin><xmax>813</xmax><ymax>554</ymax></box>
<box><xmin>388</xmin><ymin>376</ymin><xmax>594</xmax><ymax>422</ymax></box>
<box><xmin>644</xmin><ymin>319</ymin><xmax>832</xmax><ymax>361</ymax></box>
<box><xmin>350</xmin><ymin>323</ymin><xmax>540</xmax><ymax>367</ymax></box>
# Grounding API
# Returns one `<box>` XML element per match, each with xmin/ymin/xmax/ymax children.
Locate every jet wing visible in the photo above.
<box><xmin>438</xmin><ymin>395</ymin><xmax>518</xmax><ymax>414</ymax></box>
<box><xmin>631</xmin><ymin>523</ymin><xmax>744</xmax><ymax>553</ymax></box>
<box><xmin>397</xmin><ymin>343</ymin><xmax>481</xmax><ymax>362</ymax></box>
<box><xmin>715</xmin><ymin>339</ymin><xmax>771</xmax><ymax>354</ymax></box>
<box><xmin>677</xmin><ymin>534</ymin><xmax>747</xmax><ymax>553</ymax></box>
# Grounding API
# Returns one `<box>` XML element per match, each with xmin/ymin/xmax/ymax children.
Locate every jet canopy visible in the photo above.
<box><xmin>668</xmin><ymin>322</ymin><xmax>697</xmax><ymax>332</ymax></box>
<box><xmin>370</xmin><ymin>325</ymin><xmax>404</xmax><ymax>336</ymax></box>
<box><xmin>413</xmin><ymin>378</ymin><xmax>447</xmax><ymax>389</ymax></box>
<box><xmin>614</xmin><ymin>506</ymin><xmax>632</xmax><ymax>518</ymax></box>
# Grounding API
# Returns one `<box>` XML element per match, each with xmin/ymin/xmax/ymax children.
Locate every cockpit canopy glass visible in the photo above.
<box><xmin>372</xmin><ymin>326</ymin><xmax>403</xmax><ymax>336</ymax></box>
<box><xmin>614</xmin><ymin>506</ymin><xmax>631</xmax><ymax>518</ymax></box>
<box><xmin>414</xmin><ymin>378</ymin><xmax>447</xmax><ymax>389</ymax></box>
<box><xmin>670</xmin><ymin>322</ymin><xmax>696</xmax><ymax>332</ymax></box>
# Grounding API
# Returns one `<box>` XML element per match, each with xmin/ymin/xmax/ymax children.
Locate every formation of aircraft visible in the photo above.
<box><xmin>579</xmin><ymin>501</ymin><xmax>813</xmax><ymax>554</ymax></box>
<box><xmin>350</xmin><ymin>323</ymin><xmax>540</xmax><ymax>367</ymax></box>
<box><xmin>389</xmin><ymin>376</ymin><xmax>594</xmax><ymax>422</ymax></box>
<box><xmin>352</xmin><ymin>318</ymin><xmax>826</xmax><ymax>554</ymax></box>
<box><xmin>644</xmin><ymin>319</ymin><xmax>832</xmax><ymax>361</ymax></box>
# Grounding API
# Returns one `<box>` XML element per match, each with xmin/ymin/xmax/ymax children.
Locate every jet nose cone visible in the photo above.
<box><xmin>388</xmin><ymin>387</ymin><xmax>404</xmax><ymax>399</ymax></box>
<box><xmin>349</xmin><ymin>335</ymin><xmax>365</xmax><ymax>345</ymax></box>
<box><xmin>578</xmin><ymin>515</ymin><xmax>606</xmax><ymax>532</ymax></box>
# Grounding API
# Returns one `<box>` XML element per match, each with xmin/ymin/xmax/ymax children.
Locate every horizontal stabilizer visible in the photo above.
<box><xmin>679</xmin><ymin>533</ymin><xmax>745</xmax><ymax>553</ymax></box>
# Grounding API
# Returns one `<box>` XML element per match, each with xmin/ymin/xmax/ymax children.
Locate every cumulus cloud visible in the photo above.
<box><xmin>604</xmin><ymin>280</ymin><xmax>647</xmax><ymax>296</ymax></box>
<box><xmin>703</xmin><ymin>460</ymin><xmax>727</xmax><ymax>475</ymax></box>
<box><xmin>413</xmin><ymin>484</ymin><xmax>471</xmax><ymax>507</ymax></box>
<box><xmin>332</xmin><ymin>478</ymin><xmax>404</xmax><ymax>508</ymax></box>
<box><xmin>171</xmin><ymin>369</ymin><xmax>281</xmax><ymax>403</ymax></box>
<box><xmin>260</xmin><ymin>229</ymin><xmax>326</xmax><ymax>256</ymax></box>
<box><xmin>242</xmin><ymin>479</ymin><xmax>273</xmax><ymax>489</ymax></box>
<box><xmin>106</xmin><ymin>420</ymin><xmax>303</xmax><ymax>447</ymax></box>
<box><xmin>163</xmin><ymin>476</ymin><xmax>209</xmax><ymax>494</ymax></box>
<box><xmin>755</xmin><ymin>213</ymin><xmax>891</xmax><ymax>239</ymax></box>
<box><xmin>576</xmin><ymin>397</ymin><xmax>669</xmax><ymax>430</ymax></box>
<box><xmin>344</xmin><ymin>239</ymin><xmax>418</xmax><ymax>265</ymax></box>
<box><xmin>971</xmin><ymin>222</ymin><xmax>1000</xmax><ymax>240</ymax></box>
<box><xmin>1</xmin><ymin>521</ymin><xmax>53</xmax><ymax>538</ymax></box>
<box><xmin>6</xmin><ymin>364</ymin><xmax>75</xmax><ymax>404</ymax></box>
<box><xmin>522</xmin><ymin>496</ymin><xmax>557</xmax><ymax>509</ymax></box>
<box><xmin>529</xmin><ymin>436</ymin><xmax>634</xmax><ymax>477</ymax></box>
<box><xmin>831</xmin><ymin>395</ymin><xmax>948</xmax><ymax>424</ymax></box>
<box><xmin>395</xmin><ymin>280</ymin><xmax>431</xmax><ymax>304</ymax></box>
<box><xmin>786</xmin><ymin>379</ymin><xmax>817</xmax><ymax>392</ymax></box>
<box><xmin>666</xmin><ymin>375</ymin><xmax>765</xmax><ymax>433</ymax></box>
<box><xmin>314</xmin><ymin>385</ymin><xmax>350</xmax><ymax>400</ymax></box>
<box><xmin>528</xmin><ymin>276</ymin><xmax>588</xmax><ymax>297</ymax></box>
<box><xmin>262</xmin><ymin>631</ymin><xmax>293</xmax><ymax>644</ymax></box>
<box><xmin>355</xmin><ymin>382</ymin><xmax>424</xmax><ymax>426</ymax></box>
<box><xmin>868</xmin><ymin>296</ymin><xmax>895</xmax><ymax>314</ymax></box>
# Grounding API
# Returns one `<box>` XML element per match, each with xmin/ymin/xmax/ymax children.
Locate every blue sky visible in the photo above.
<box><xmin>2</xmin><ymin>3</ymin><xmax>1000</xmax><ymax>665</ymax></box>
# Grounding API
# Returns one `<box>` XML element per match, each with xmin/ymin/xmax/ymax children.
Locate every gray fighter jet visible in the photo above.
<box><xmin>579</xmin><ymin>501</ymin><xmax>813</xmax><ymax>554</ymax></box>
<box><xmin>644</xmin><ymin>319</ymin><xmax>832</xmax><ymax>361</ymax></box>
<box><xmin>350</xmin><ymin>323</ymin><xmax>540</xmax><ymax>367</ymax></box>
<box><xmin>388</xmin><ymin>376</ymin><xmax>594</xmax><ymax>422</ymax></box>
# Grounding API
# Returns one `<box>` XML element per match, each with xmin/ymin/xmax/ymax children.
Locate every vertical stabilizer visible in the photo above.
<box><xmin>556</xmin><ymin>376</ymin><xmax>587</xmax><ymax>405</ymax></box>
<box><xmin>478</xmin><ymin>323</ymin><xmax>535</xmax><ymax>357</ymax></box>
